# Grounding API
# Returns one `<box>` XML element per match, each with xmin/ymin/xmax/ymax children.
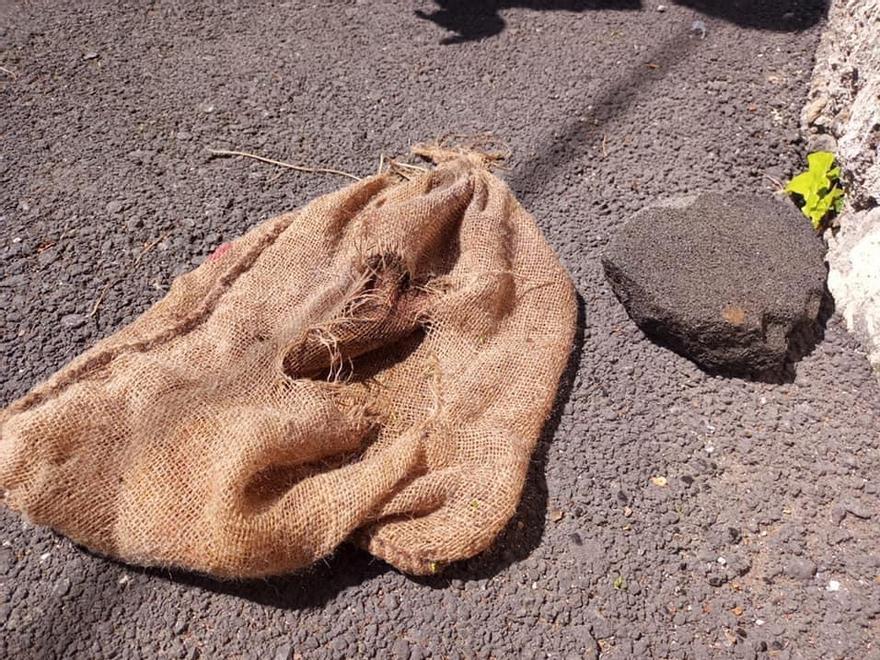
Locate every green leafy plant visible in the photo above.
<box><xmin>784</xmin><ymin>151</ymin><xmax>845</xmax><ymax>230</ymax></box>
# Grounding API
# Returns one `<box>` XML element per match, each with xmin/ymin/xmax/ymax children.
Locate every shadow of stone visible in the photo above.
<box><xmin>645</xmin><ymin>283</ymin><xmax>836</xmax><ymax>385</ymax></box>
<box><xmin>752</xmin><ymin>281</ymin><xmax>836</xmax><ymax>384</ymax></box>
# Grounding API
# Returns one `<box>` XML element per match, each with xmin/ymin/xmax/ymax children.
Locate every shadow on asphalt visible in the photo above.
<box><xmin>416</xmin><ymin>0</ymin><xmax>640</xmax><ymax>44</ymax></box>
<box><xmin>508</xmin><ymin>26</ymin><xmax>700</xmax><ymax>200</ymax></box>
<box><xmin>416</xmin><ymin>0</ymin><xmax>828</xmax><ymax>44</ymax></box>
<box><xmin>674</xmin><ymin>0</ymin><xmax>829</xmax><ymax>32</ymax></box>
<box><xmin>123</xmin><ymin>545</ymin><xmax>391</xmax><ymax>611</ymax></box>
<box><xmin>120</xmin><ymin>294</ymin><xmax>586</xmax><ymax>609</ymax></box>
<box><xmin>745</xmin><ymin>282</ymin><xmax>836</xmax><ymax>384</ymax></box>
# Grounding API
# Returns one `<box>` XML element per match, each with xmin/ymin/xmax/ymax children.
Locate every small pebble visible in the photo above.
<box><xmin>843</xmin><ymin>500</ymin><xmax>873</xmax><ymax>519</ymax></box>
<box><xmin>61</xmin><ymin>314</ymin><xmax>86</xmax><ymax>329</ymax></box>
<box><xmin>173</xmin><ymin>617</ymin><xmax>188</xmax><ymax>635</ymax></box>
<box><xmin>784</xmin><ymin>558</ymin><xmax>817</xmax><ymax>581</ymax></box>
<box><xmin>391</xmin><ymin>638</ymin><xmax>411</xmax><ymax>659</ymax></box>
<box><xmin>274</xmin><ymin>643</ymin><xmax>293</xmax><ymax>660</ymax></box>
<box><xmin>53</xmin><ymin>577</ymin><xmax>71</xmax><ymax>597</ymax></box>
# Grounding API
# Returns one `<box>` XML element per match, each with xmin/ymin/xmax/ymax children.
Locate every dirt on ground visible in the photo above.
<box><xmin>1</xmin><ymin>2</ymin><xmax>878</xmax><ymax>659</ymax></box>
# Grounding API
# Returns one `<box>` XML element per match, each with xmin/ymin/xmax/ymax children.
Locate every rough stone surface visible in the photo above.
<box><xmin>3</xmin><ymin>2</ymin><xmax>879</xmax><ymax>660</ymax></box>
<box><xmin>805</xmin><ymin>0</ymin><xmax>880</xmax><ymax>383</ymax></box>
<box><xmin>827</xmin><ymin>207</ymin><xmax>880</xmax><ymax>375</ymax></box>
<box><xmin>802</xmin><ymin>0</ymin><xmax>880</xmax><ymax>210</ymax></box>
<box><xmin>602</xmin><ymin>193</ymin><xmax>828</xmax><ymax>377</ymax></box>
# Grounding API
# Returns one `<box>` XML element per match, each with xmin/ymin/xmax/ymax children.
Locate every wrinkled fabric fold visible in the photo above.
<box><xmin>0</xmin><ymin>151</ymin><xmax>577</xmax><ymax>577</ymax></box>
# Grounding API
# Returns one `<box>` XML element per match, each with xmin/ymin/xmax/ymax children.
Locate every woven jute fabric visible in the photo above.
<box><xmin>0</xmin><ymin>150</ymin><xmax>577</xmax><ymax>577</ymax></box>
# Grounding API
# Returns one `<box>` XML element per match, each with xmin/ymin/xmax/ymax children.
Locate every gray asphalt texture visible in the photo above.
<box><xmin>2</xmin><ymin>2</ymin><xmax>879</xmax><ymax>659</ymax></box>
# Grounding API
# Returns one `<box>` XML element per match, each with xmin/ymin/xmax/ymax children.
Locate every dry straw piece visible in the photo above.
<box><xmin>0</xmin><ymin>147</ymin><xmax>577</xmax><ymax>577</ymax></box>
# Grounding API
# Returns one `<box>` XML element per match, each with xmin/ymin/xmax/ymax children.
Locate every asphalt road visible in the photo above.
<box><xmin>2</xmin><ymin>1</ymin><xmax>878</xmax><ymax>658</ymax></box>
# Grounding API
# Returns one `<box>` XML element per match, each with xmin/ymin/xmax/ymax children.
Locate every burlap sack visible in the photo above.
<box><xmin>0</xmin><ymin>148</ymin><xmax>576</xmax><ymax>577</ymax></box>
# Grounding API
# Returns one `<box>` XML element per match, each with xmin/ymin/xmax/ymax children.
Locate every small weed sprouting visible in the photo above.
<box><xmin>785</xmin><ymin>151</ymin><xmax>845</xmax><ymax>231</ymax></box>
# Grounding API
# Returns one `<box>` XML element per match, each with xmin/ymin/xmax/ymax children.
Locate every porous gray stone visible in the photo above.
<box><xmin>802</xmin><ymin>0</ymin><xmax>880</xmax><ymax>210</ymax></box>
<box><xmin>784</xmin><ymin>558</ymin><xmax>817</xmax><ymax>581</ymax></box>
<box><xmin>827</xmin><ymin>207</ymin><xmax>880</xmax><ymax>377</ymax></box>
<box><xmin>602</xmin><ymin>193</ymin><xmax>828</xmax><ymax>377</ymax></box>
<box><xmin>804</xmin><ymin>1</ymin><xmax>880</xmax><ymax>384</ymax></box>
